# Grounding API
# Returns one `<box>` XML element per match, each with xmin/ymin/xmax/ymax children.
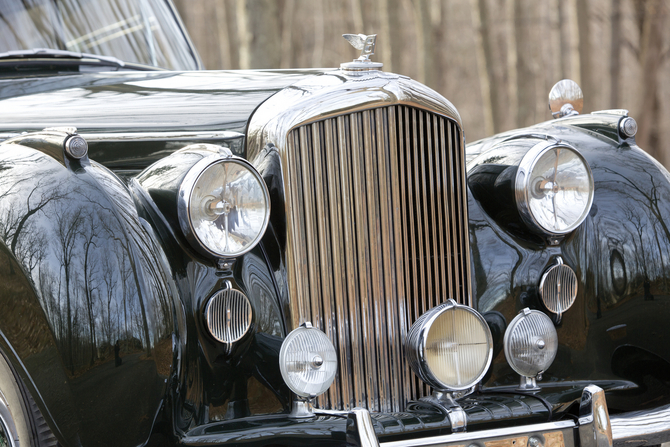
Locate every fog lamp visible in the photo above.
<box><xmin>279</xmin><ymin>323</ymin><xmax>337</xmax><ymax>398</ymax></box>
<box><xmin>405</xmin><ymin>299</ymin><xmax>493</xmax><ymax>391</ymax></box>
<box><xmin>504</xmin><ymin>308</ymin><xmax>558</xmax><ymax>391</ymax></box>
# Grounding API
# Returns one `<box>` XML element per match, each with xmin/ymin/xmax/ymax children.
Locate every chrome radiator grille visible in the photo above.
<box><xmin>284</xmin><ymin>105</ymin><xmax>471</xmax><ymax>412</ymax></box>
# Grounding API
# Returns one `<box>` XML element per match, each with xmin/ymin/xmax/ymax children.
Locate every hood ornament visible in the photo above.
<box><xmin>341</xmin><ymin>33</ymin><xmax>383</xmax><ymax>74</ymax></box>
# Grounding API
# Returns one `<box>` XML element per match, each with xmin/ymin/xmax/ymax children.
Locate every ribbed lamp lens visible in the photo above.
<box><xmin>205</xmin><ymin>289</ymin><xmax>252</xmax><ymax>344</ymax></box>
<box><xmin>540</xmin><ymin>261</ymin><xmax>578</xmax><ymax>314</ymax></box>
<box><xmin>504</xmin><ymin>309</ymin><xmax>558</xmax><ymax>377</ymax></box>
<box><xmin>406</xmin><ymin>300</ymin><xmax>493</xmax><ymax>391</ymax></box>
<box><xmin>279</xmin><ymin>325</ymin><xmax>337</xmax><ymax>398</ymax></box>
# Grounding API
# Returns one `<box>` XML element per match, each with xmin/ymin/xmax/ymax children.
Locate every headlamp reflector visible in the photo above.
<box><xmin>515</xmin><ymin>142</ymin><xmax>593</xmax><ymax>235</ymax></box>
<box><xmin>179</xmin><ymin>155</ymin><xmax>270</xmax><ymax>258</ymax></box>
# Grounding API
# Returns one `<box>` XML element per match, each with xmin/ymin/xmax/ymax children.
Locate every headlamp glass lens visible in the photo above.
<box><xmin>188</xmin><ymin>159</ymin><xmax>269</xmax><ymax>257</ymax></box>
<box><xmin>527</xmin><ymin>147</ymin><xmax>592</xmax><ymax>233</ymax></box>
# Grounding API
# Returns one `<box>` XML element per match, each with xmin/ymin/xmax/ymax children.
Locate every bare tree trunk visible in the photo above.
<box><xmin>237</xmin><ymin>0</ymin><xmax>281</xmax><ymax>69</ymax></box>
<box><xmin>471</xmin><ymin>0</ymin><xmax>504</xmax><ymax>134</ymax></box>
<box><xmin>506</xmin><ymin>0</ymin><xmax>518</xmax><ymax>128</ymax></box>
<box><xmin>577</xmin><ymin>0</ymin><xmax>591</xmax><ymax>110</ymax></box>
<box><xmin>559</xmin><ymin>0</ymin><xmax>580</xmax><ymax>82</ymax></box>
<box><xmin>636</xmin><ymin>0</ymin><xmax>666</xmax><ymax>161</ymax></box>
<box><xmin>215</xmin><ymin>0</ymin><xmax>232</xmax><ymax>69</ymax></box>
<box><xmin>514</xmin><ymin>0</ymin><xmax>537</xmax><ymax>127</ymax></box>
<box><xmin>280</xmin><ymin>0</ymin><xmax>295</xmax><ymax>68</ymax></box>
<box><xmin>350</xmin><ymin>0</ymin><xmax>365</xmax><ymax>32</ymax></box>
<box><xmin>312</xmin><ymin>0</ymin><xmax>325</xmax><ymax>67</ymax></box>
<box><xmin>413</xmin><ymin>0</ymin><xmax>434</xmax><ymax>87</ymax></box>
<box><xmin>609</xmin><ymin>0</ymin><xmax>622</xmax><ymax>107</ymax></box>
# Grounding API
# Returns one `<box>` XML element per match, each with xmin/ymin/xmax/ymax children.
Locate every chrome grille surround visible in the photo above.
<box><xmin>247</xmin><ymin>70</ymin><xmax>471</xmax><ymax>413</ymax></box>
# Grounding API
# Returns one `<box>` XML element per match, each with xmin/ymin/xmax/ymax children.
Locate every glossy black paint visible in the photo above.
<box><xmin>467</xmin><ymin>113</ymin><xmax>670</xmax><ymax>412</ymax></box>
<box><xmin>0</xmin><ymin>69</ymin><xmax>326</xmax><ymax>170</ymax></box>
<box><xmin>0</xmin><ymin>132</ymin><xmax>176</xmax><ymax>446</ymax></box>
<box><xmin>132</xmin><ymin>147</ymin><xmax>291</xmax><ymax>433</ymax></box>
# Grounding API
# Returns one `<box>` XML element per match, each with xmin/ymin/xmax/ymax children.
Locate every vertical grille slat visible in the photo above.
<box><xmin>285</xmin><ymin>105</ymin><xmax>469</xmax><ymax>412</ymax></box>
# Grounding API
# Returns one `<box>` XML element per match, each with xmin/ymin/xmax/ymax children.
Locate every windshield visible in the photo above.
<box><xmin>0</xmin><ymin>0</ymin><xmax>199</xmax><ymax>70</ymax></box>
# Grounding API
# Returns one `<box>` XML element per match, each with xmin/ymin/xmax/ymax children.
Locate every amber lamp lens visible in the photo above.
<box><xmin>406</xmin><ymin>300</ymin><xmax>493</xmax><ymax>391</ymax></box>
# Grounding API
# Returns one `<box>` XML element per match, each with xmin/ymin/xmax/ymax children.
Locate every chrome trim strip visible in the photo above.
<box><xmin>611</xmin><ymin>403</ymin><xmax>670</xmax><ymax>447</ymax></box>
<box><xmin>380</xmin><ymin>421</ymin><xmax>576</xmax><ymax>447</ymax></box>
<box><xmin>348</xmin><ymin>409</ymin><xmax>380</xmax><ymax>447</ymax></box>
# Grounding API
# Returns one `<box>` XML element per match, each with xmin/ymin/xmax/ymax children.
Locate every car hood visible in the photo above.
<box><xmin>0</xmin><ymin>69</ymin><xmax>327</xmax><ymax>169</ymax></box>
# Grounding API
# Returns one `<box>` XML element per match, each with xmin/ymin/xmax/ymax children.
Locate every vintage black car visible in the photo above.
<box><xmin>0</xmin><ymin>1</ymin><xmax>667</xmax><ymax>447</ymax></box>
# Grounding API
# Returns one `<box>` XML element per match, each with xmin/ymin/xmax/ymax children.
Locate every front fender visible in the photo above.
<box><xmin>468</xmin><ymin>119</ymin><xmax>670</xmax><ymax>412</ymax></box>
<box><xmin>0</xmin><ymin>133</ymin><xmax>176</xmax><ymax>447</ymax></box>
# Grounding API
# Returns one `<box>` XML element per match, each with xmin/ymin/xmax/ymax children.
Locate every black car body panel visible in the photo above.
<box><xmin>0</xmin><ymin>2</ymin><xmax>668</xmax><ymax>447</ymax></box>
<box><xmin>467</xmin><ymin>115</ymin><xmax>670</xmax><ymax>414</ymax></box>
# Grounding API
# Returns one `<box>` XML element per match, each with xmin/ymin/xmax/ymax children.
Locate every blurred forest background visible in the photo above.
<box><xmin>173</xmin><ymin>0</ymin><xmax>670</xmax><ymax>166</ymax></box>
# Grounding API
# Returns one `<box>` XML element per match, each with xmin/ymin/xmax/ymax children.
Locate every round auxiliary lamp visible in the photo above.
<box><xmin>503</xmin><ymin>308</ymin><xmax>558</xmax><ymax>391</ymax></box>
<box><xmin>405</xmin><ymin>300</ymin><xmax>494</xmax><ymax>394</ymax></box>
<box><xmin>279</xmin><ymin>323</ymin><xmax>338</xmax><ymax>417</ymax></box>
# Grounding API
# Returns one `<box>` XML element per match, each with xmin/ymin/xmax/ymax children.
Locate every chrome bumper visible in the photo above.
<box><xmin>349</xmin><ymin>385</ymin><xmax>614</xmax><ymax>447</ymax></box>
<box><xmin>611</xmin><ymin>403</ymin><xmax>670</xmax><ymax>447</ymax></box>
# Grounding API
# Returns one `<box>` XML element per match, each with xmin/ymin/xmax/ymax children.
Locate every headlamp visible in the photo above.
<box><xmin>178</xmin><ymin>153</ymin><xmax>270</xmax><ymax>258</ymax></box>
<box><xmin>515</xmin><ymin>141</ymin><xmax>593</xmax><ymax>236</ymax></box>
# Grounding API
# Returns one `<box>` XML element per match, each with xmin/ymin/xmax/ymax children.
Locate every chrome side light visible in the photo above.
<box><xmin>515</xmin><ymin>141</ymin><xmax>594</xmax><ymax>236</ymax></box>
<box><xmin>619</xmin><ymin>117</ymin><xmax>638</xmax><ymax>138</ymax></box>
<box><xmin>205</xmin><ymin>288</ymin><xmax>253</xmax><ymax>344</ymax></box>
<box><xmin>504</xmin><ymin>308</ymin><xmax>558</xmax><ymax>391</ymax></box>
<box><xmin>540</xmin><ymin>257</ymin><xmax>578</xmax><ymax>316</ymax></box>
<box><xmin>405</xmin><ymin>299</ymin><xmax>493</xmax><ymax>392</ymax></box>
<box><xmin>178</xmin><ymin>152</ymin><xmax>270</xmax><ymax>258</ymax></box>
<box><xmin>279</xmin><ymin>323</ymin><xmax>338</xmax><ymax>399</ymax></box>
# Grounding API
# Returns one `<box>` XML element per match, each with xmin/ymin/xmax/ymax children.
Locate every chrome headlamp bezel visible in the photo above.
<box><xmin>515</xmin><ymin>141</ymin><xmax>594</xmax><ymax>236</ymax></box>
<box><xmin>405</xmin><ymin>299</ymin><xmax>493</xmax><ymax>392</ymax></box>
<box><xmin>177</xmin><ymin>153</ymin><xmax>271</xmax><ymax>259</ymax></box>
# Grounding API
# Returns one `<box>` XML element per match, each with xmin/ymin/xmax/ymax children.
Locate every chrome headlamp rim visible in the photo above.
<box><xmin>408</xmin><ymin>299</ymin><xmax>494</xmax><ymax>392</ymax></box>
<box><xmin>514</xmin><ymin>140</ymin><xmax>594</xmax><ymax>236</ymax></box>
<box><xmin>177</xmin><ymin>153</ymin><xmax>271</xmax><ymax>259</ymax></box>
